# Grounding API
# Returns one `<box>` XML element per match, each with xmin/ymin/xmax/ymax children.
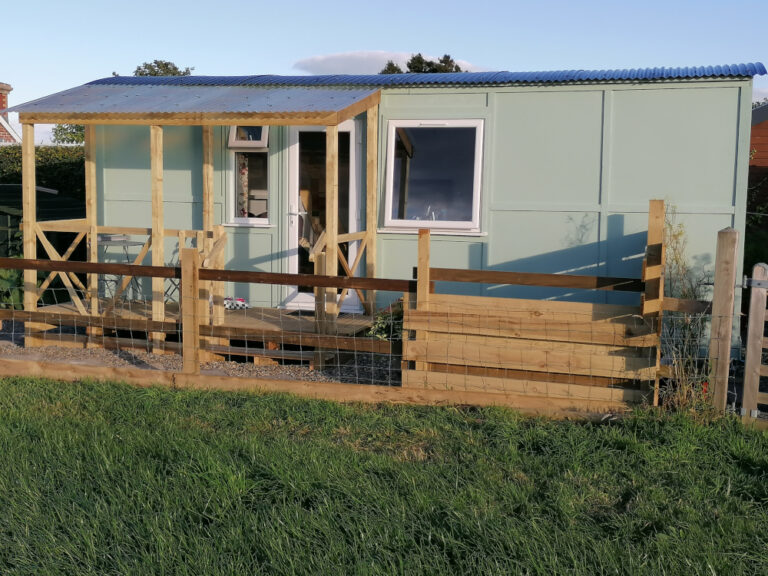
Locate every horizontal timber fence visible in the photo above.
<box><xmin>0</xmin><ymin>204</ymin><xmax>741</xmax><ymax>416</ymax></box>
<box><xmin>403</xmin><ymin>221</ymin><xmax>665</xmax><ymax>411</ymax></box>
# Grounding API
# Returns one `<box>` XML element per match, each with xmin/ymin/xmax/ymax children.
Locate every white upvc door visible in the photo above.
<box><xmin>284</xmin><ymin>119</ymin><xmax>362</xmax><ymax>312</ymax></box>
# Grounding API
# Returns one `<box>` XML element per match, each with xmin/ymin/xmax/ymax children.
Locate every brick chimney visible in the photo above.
<box><xmin>0</xmin><ymin>82</ymin><xmax>11</xmax><ymax>119</ymax></box>
<box><xmin>0</xmin><ymin>82</ymin><xmax>18</xmax><ymax>144</ymax></box>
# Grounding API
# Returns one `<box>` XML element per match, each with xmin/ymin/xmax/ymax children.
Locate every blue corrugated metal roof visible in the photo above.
<box><xmin>6</xmin><ymin>63</ymin><xmax>763</xmax><ymax>119</ymax></box>
<box><xmin>86</xmin><ymin>63</ymin><xmax>766</xmax><ymax>88</ymax></box>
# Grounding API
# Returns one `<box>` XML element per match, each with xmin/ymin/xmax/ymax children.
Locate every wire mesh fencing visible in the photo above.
<box><xmin>0</xmin><ymin>258</ymin><xmax>407</xmax><ymax>387</ymax></box>
<box><xmin>0</xmin><ymin>251</ymin><xmax>739</xmax><ymax>416</ymax></box>
<box><xmin>659</xmin><ymin>311</ymin><xmax>717</xmax><ymax>409</ymax></box>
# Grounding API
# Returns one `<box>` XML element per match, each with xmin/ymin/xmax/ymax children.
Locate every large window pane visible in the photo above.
<box><xmin>386</xmin><ymin>121</ymin><xmax>482</xmax><ymax>230</ymax></box>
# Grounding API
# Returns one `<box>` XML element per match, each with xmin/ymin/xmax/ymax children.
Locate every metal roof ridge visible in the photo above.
<box><xmin>84</xmin><ymin>62</ymin><xmax>767</xmax><ymax>88</ymax></box>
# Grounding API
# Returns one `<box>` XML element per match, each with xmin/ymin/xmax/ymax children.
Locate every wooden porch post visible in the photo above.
<box><xmin>200</xmin><ymin>125</ymin><xmax>216</xmax><ymax>357</ymax></box>
<box><xmin>365</xmin><ymin>104</ymin><xmax>379</xmax><ymax>314</ymax></box>
<box><xmin>85</xmin><ymin>125</ymin><xmax>99</xmax><ymax>316</ymax></box>
<box><xmin>181</xmin><ymin>247</ymin><xmax>201</xmax><ymax>374</ymax></box>
<box><xmin>202</xmin><ymin>125</ymin><xmax>214</xmax><ymax>238</ymax></box>
<box><xmin>150</xmin><ymin>125</ymin><xmax>165</xmax><ymax>349</ymax></box>
<box><xmin>325</xmin><ymin>124</ymin><xmax>339</xmax><ymax>333</ymax></box>
<box><xmin>21</xmin><ymin>123</ymin><xmax>36</xmax><ymax>315</ymax></box>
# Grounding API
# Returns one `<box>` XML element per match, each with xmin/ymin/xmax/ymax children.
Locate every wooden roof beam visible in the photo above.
<box><xmin>18</xmin><ymin>106</ymin><xmax>376</xmax><ymax>127</ymax></box>
<box><xmin>324</xmin><ymin>90</ymin><xmax>382</xmax><ymax>126</ymax></box>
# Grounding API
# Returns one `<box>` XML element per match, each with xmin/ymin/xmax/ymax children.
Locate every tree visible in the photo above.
<box><xmin>380</xmin><ymin>53</ymin><xmax>463</xmax><ymax>74</ymax></box>
<box><xmin>51</xmin><ymin>123</ymin><xmax>87</xmax><ymax>145</ymax></box>
<box><xmin>380</xmin><ymin>61</ymin><xmax>404</xmax><ymax>74</ymax></box>
<box><xmin>52</xmin><ymin>60</ymin><xmax>194</xmax><ymax>145</ymax></box>
<box><xmin>127</xmin><ymin>59</ymin><xmax>194</xmax><ymax>77</ymax></box>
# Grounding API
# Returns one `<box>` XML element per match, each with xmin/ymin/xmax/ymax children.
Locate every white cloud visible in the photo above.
<box><xmin>754</xmin><ymin>86</ymin><xmax>768</xmax><ymax>104</ymax></box>
<box><xmin>293</xmin><ymin>51</ymin><xmax>483</xmax><ymax>75</ymax></box>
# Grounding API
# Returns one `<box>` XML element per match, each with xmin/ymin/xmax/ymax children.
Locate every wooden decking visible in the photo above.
<box><xmin>36</xmin><ymin>298</ymin><xmax>373</xmax><ymax>338</ymax></box>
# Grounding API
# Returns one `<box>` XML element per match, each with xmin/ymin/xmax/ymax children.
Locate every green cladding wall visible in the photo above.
<box><xmin>96</xmin><ymin>78</ymin><xmax>753</xmax><ymax>308</ymax></box>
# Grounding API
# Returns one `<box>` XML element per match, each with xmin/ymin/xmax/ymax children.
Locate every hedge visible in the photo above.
<box><xmin>0</xmin><ymin>145</ymin><xmax>84</xmax><ymax>200</ymax></box>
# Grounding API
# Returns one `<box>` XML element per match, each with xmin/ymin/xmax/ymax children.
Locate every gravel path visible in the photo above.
<box><xmin>0</xmin><ymin>320</ymin><xmax>401</xmax><ymax>386</ymax></box>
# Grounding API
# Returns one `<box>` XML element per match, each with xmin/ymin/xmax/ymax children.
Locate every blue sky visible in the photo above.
<box><xmin>4</xmin><ymin>0</ymin><xmax>767</xmax><ymax>140</ymax></box>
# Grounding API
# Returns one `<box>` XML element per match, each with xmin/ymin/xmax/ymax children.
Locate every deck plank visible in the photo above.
<box><xmin>36</xmin><ymin>300</ymin><xmax>372</xmax><ymax>337</ymax></box>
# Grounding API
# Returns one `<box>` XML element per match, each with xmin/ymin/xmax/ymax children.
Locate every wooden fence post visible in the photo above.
<box><xmin>181</xmin><ymin>247</ymin><xmax>200</xmax><ymax>375</ymax></box>
<box><xmin>314</xmin><ymin>252</ymin><xmax>327</xmax><ymax>369</ymax></box>
<box><xmin>642</xmin><ymin>199</ymin><xmax>665</xmax><ymax>406</ymax></box>
<box><xmin>413</xmin><ymin>229</ymin><xmax>430</xmax><ymax>373</ymax></box>
<box><xmin>417</xmin><ymin>229</ymin><xmax>431</xmax><ymax>308</ymax></box>
<box><xmin>742</xmin><ymin>263</ymin><xmax>768</xmax><ymax>417</ymax></box>
<box><xmin>708</xmin><ymin>228</ymin><xmax>739</xmax><ymax>411</ymax></box>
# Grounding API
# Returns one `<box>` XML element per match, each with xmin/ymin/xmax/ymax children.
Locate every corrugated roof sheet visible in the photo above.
<box><xmin>8</xmin><ymin>85</ymin><xmax>379</xmax><ymax>116</ymax></box>
<box><xmin>82</xmin><ymin>63</ymin><xmax>766</xmax><ymax>88</ymax></box>
<box><xmin>7</xmin><ymin>63</ymin><xmax>764</xmax><ymax>119</ymax></box>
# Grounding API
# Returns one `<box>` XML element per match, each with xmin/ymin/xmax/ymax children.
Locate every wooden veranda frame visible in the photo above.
<box><xmin>18</xmin><ymin>90</ymin><xmax>382</xmax><ymax>336</ymax></box>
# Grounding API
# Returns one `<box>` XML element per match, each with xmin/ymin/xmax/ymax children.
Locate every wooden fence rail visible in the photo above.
<box><xmin>402</xmin><ymin>226</ymin><xmax>661</xmax><ymax>413</ymax></box>
<box><xmin>0</xmin><ymin>200</ymin><xmax>740</xmax><ymax>416</ymax></box>
<box><xmin>0</xmin><ymin>257</ymin><xmax>415</xmax><ymax>293</ymax></box>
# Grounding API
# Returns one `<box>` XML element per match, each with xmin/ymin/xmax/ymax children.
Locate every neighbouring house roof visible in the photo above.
<box><xmin>5</xmin><ymin>63</ymin><xmax>764</xmax><ymax>126</ymax></box>
<box><xmin>753</xmin><ymin>102</ymin><xmax>768</xmax><ymax>126</ymax></box>
<box><xmin>0</xmin><ymin>114</ymin><xmax>21</xmax><ymax>143</ymax></box>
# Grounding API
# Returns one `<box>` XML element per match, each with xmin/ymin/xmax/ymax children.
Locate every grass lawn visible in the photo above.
<box><xmin>0</xmin><ymin>377</ymin><xmax>766</xmax><ymax>575</ymax></box>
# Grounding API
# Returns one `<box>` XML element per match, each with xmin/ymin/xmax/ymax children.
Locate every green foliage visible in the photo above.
<box><xmin>0</xmin><ymin>145</ymin><xmax>85</xmax><ymax>200</ymax></box>
<box><xmin>367</xmin><ymin>299</ymin><xmax>403</xmax><ymax>341</ymax></box>
<box><xmin>379</xmin><ymin>60</ymin><xmax>404</xmax><ymax>74</ymax></box>
<box><xmin>0</xmin><ymin>378</ymin><xmax>767</xmax><ymax>574</ymax></box>
<box><xmin>380</xmin><ymin>53</ymin><xmax>463</xmax><ymax>74</ymax></box>
<box><xmin>0</xmin><ymin>145</ymin><xmax>85</xmax><ymax>198</ymax></box>
<box><xmin>0</xmin><ymin>229</ymin><xmax>23</xmax><ymax>309</ymax></box>
<box><xmin>743</xmin><ymin>172</ymin><xmax>768</xmax><ymax>288</ymax></box>
<box><xmin>0</xmin><ymin>267</ymin><xmax>23</xmax><ymax>309</ymax></box>
<box><xmin>123</xmin><ymin>59</ymin><xmax>194</xmax><ymax>77</ymax></box>
<box><xmin>51</xmin><ymin>123</ymin><xmax>85</xmax><ymax>145</ymax></box>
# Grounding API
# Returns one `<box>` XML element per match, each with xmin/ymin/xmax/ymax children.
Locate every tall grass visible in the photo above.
<box><xmin>0</xmin><ymin>377</ymin><xmax>766</xmax><ymax>574</ymax></box>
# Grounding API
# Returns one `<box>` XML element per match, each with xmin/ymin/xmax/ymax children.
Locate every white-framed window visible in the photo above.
<box><xmin>229</xmin><ymin>125</ymin><xmax>269</xmax><ymax>148</ymax></box>
<box><xmin>227</xmin><ymin>126</ymin><xmax>270</xmax><ymax>226</ymax></box>
<box><xmin>384</xmin><ymin>119</ymin><xmax>483</xmax><ymax>231</ymax></box>
<box><xmin>229</xmin><ymin>149</ymin><xmax>269</xmax><ymax>226</ymax></box>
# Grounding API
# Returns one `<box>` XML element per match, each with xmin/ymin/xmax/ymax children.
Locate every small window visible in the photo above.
<box><xmin>232</xmin><ymin>151</ymin><xmax>269</xmax><ymax>223</ymax></box>
<box><xmin>229</xmin><ymin>125</ymin><xmax>269</xmax><ymax>148</ymax></box>
<box><xmin>384</xmin><ymin>119</ymin><xmax>483</xmax><ymax>231</ymax></box>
